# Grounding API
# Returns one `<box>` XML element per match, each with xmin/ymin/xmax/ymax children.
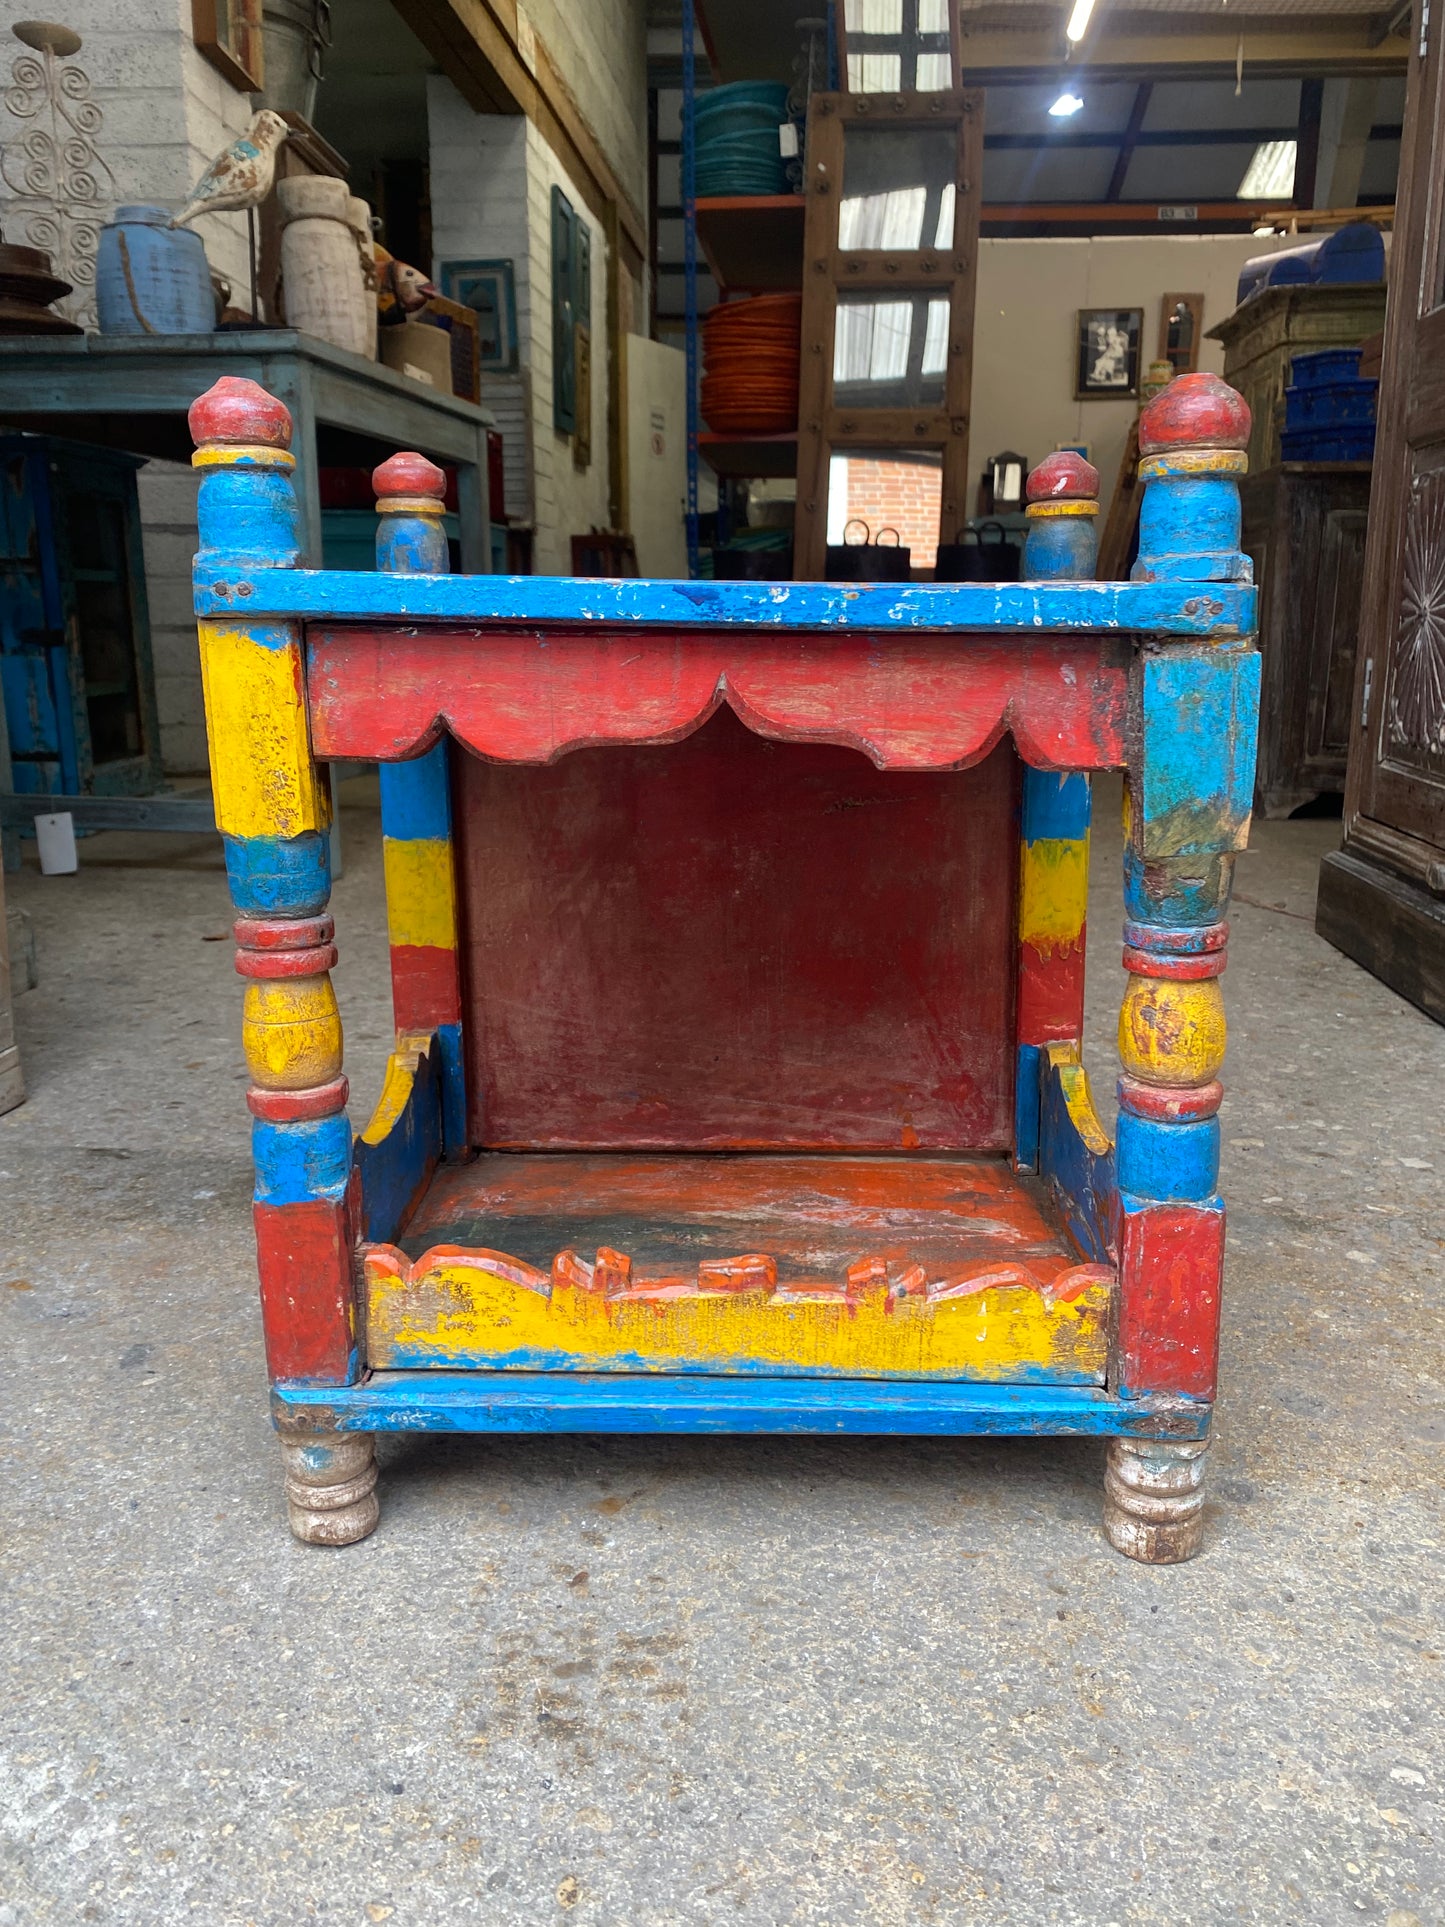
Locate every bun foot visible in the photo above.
<box><xmin>1103</xmin><ymin>1436</ymin><xmax>1208</xmax><ymax>1564</ymax></box>
<box><xmin>278</xmin><ymin>1426</ymin><xmax>379</xmax><ymax>1545</ymax></box>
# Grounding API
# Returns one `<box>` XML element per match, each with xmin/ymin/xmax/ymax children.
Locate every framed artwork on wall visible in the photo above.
<box><xmin>550</xmin><ymin>190</ymin><xmax>576</xmax><ymax>431</ymax></box>
<box><xmin>1159</xmin><ymin>292</ymin><xmax>1205</xmax><ymax>376</ymax></box>
<box><xmin>191</xmin><ymin>0</ymin><xmax>264</xmax><ymax>93</ymax></box>
<box><xmin>1075</xmin><ymin>308</ymin><xmax>1143</xmax><ymax>400</ymax></box>
<box><xmin>438</xmin><ymin>260</ymin><xmax>519</xmax><ymax>374</ymax></box>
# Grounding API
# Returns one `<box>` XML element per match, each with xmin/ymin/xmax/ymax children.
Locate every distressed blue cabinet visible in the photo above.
<box><xmin>0</xmin><ymin>435</ymin><xmax>162</xmax><ymax>797</ymax></box>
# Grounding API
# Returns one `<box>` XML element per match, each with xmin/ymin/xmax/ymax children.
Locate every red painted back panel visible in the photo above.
<box><xmin>453</xmin><ymin>709</ymin><xmax>1019</xmax><ymax>1151</ymax></box>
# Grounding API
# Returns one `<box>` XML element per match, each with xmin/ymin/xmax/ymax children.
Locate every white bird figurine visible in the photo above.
<box><xmin>171</xmin><ymin>110</ymin><xmax>289</xmax><ymax>229</ymax></box>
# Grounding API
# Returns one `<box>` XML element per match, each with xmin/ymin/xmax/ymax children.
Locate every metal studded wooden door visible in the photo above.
<box><xmin>1318</xmin><ymin>0</ymin><xmax>1445</xmax><ymax>1020</ymax></box>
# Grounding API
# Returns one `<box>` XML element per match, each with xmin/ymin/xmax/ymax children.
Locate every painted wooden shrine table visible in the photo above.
<box><xmin>189</xmin><ymin>376</ymin><xmax>1259</xmax><ymax>1564</ymax></box>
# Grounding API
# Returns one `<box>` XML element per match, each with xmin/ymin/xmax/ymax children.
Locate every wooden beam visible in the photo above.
<box><xmin>1295</xmin><ymin>76</ymin><xmax>1324</xmax><ymax>207</ymax></box>
<box><xmin>1258</xmin><ymin>202</ymin><xmax>1394</xmax><ymax>230</ymax></box>
<box><xmin>391</xmin><ymin>0</ymin><xmax>518</xmax><ymax>114</ymax></box>
<box><xmin>391</xmin><ymin>0</ymin><xmax>646</xmax><ymax>266</ymax></box>
<box><xmin>1106</xmin><ymin>80</ymin><xmax>1153</xmax><ymax>202</ymax></box>
<box><xmin>957</xmin><ymin>12</ymin><xmax>1408</xmax><ymax>79</ymax></box>
<box><xmin>1368</xmin><ymin>2</ymin><xmax>1413</xmax><ymax>46</ymax></box>
<box><xmin>982</xmin><ymin>201</ymin><xmax>1279</xmax><ymax>225</ymax></box>
<box><xmin>0</xmin><ymin>792</ymin><xmax>216</xmax><ymax>833</ymax></box>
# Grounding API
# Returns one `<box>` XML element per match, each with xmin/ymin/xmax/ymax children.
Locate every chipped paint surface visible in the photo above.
<box><xmin>1118</xmin><ymin>976</ymin><xmax>1227</xmax><ymax>1088</ymax></box>
<box><xmin>198</xmin><ymin>568</ymin><xmax>1257</xmax><ymax>635</ymax></box>
<box><xmin>365</xmin><ymin>1243</ymin><xmax>1113</xmax><ymax>1382</ymax></box>
<box><xmin>274</xmin><ymin>1371</ymin><xmax>1212</xmax><ymax>1437</ymax></box>
<box><xmin>198</xmin><ymin>621</ymin><xmax>325</xmax><ymax>840</ymax></box>
<box><xmin>1132</xmin><ymin>645</ymin><xmax>1261</xmax><ymax>861</ymax></box>
<box><xmin>1019</xmin><ymin>837</ymin><xmax>1090</xmax><ymax>952</ymax></box>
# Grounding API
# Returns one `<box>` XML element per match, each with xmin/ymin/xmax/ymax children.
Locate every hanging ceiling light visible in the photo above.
<box><xmin>1065</xmin><ymin>0</ymin><xmax>1095</xmax><ymax>41</ymax></box>
<box><xmin>1049</xmin><ymin>90</ymin><xmax>1085</xmax><ymax>117</ymax></box>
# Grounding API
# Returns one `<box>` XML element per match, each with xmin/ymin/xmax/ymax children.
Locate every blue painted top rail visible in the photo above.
<box><xmin>195</xmin><ymin>568</ymin><xmax>1256</xmax><ymax>638</ymax></box>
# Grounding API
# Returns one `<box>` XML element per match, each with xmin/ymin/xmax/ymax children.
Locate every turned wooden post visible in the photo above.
<box><xmin>1014</xmin><ymin>452</ymin><xmax>1099</xmax><ymax>1171</ymax></box>
<box><xmin>1022</xmin><ymin>448</ymin><xmax>1100</xmax><ymax>581</ymax></box>
<box><xmin>189</xmin><ymin>375</ymin><xmax>378</xmax><ymax>1547</ymax></box>
<box><xmin>372</xmin><ymin>451</ymin><xmax>468</xmax><ymax>1155</ymax></box>
<box><xmin>1106</xmin><ymin>372</ymin><xmax>1257</xmax><ymax>1565</ymax></box>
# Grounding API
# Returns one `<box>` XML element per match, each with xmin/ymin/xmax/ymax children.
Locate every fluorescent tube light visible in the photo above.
<box><xmin>1049</xmin><ymin>91</ymin><xmax>1085</xmax><ymax>117</ymax></box>
<box><xmin>1065</xmin><ymin>0</ymin><xmax>1095</xmax><ymax>42</ymax></box>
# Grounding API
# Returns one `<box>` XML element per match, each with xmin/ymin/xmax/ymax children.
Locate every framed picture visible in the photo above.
<box><xmin>192</xmin><ymin>0</ymin><xmax>264</xmax><ymax>92</ymax></box>
<box><xmin>1075</xmin><ymin>308</ymin><xmax>1143</xmax><ymax>400</ymax></box>
<box><xmin>1158</xmin><ymin>292</ymin><xmax>1205</xmax><ymax>376</ymax></box>
<box><xmin>1054</xmin><ymin>440</ymin><xmax>1092</xmax><ymax>462</ymax></box>
<box><xmin>438</xmin><ymin>259</ymin><xmax>520</xmax><ymax>374</ymax></box>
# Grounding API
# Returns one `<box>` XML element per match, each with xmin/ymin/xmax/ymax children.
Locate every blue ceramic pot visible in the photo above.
<box><xmin>97</xmin><ymin>205</ymin><xmax>214</xmax><ymax>335</ymax></box>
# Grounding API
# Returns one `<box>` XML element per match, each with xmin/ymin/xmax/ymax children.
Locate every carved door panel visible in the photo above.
<box><xmin>1349</xmin><ymin>5</ymin><xmax>1445</xmax><ymax>870</ymax></box>
<box><xmin>1306</xmin><ymin>500</ymin><xmax>1369</xmax><ymax>777</ymax></box>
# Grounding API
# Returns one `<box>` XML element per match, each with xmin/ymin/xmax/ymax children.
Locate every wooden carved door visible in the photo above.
<box><xmin>1319</xmin><ymin>0</ymin><xmax>1445</xmax><ymax>1018</ymax></box>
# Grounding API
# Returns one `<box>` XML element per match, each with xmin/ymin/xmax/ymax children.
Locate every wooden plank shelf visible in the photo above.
<box><xmin>696</xmin><ymin>195</ymin><xmax>805</xmax><ymax>292</ymax></box>
<box><xmin>698</xmin><ymin>430</ymin><xmax>798</xmax><ymax>478</ymax></box>
<box><xmin>361</xmin><ymin>1151</ymin><xmax>1115</xmax><ymax>1384</ymax></box>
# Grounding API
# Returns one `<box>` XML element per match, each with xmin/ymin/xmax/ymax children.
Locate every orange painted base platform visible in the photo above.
<box><xmin>363</xmin><ymin>1153</ymin><xmax>1115</xmax><ymax>1383</ymax></box>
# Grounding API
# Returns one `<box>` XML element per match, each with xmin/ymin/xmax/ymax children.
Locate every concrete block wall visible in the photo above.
<box><xmin>427</xmin><ymin>82</ymin><xmax>534</xmax><ymax>524</ymax></box>
<box><xmin>427</xmin><ymin>77</ymin><xmax>611</xmax><ymax>570</ymax></box>
<box><xmin>522</xmin><ymin>121</ymin><xmax>610</xmax><ymax>576</ymax></box>
<box><xmin>0</xmin><ymin>0</ymin><xmax>252</xmax><ymax>314</ymax></box>
<box><xmin>136</xmin><ymin>461</ymin><xmax>210</xmax><ymax>775</ymax></box>
<box><xmin>521</xmin><ymin>0</ymin><xmax>648</xmax><ymax>219</ymax></box>
<box><xmin>2</xmin><ymin>0</ymin><xmax>252</xmax><ymax>776</ymax></box>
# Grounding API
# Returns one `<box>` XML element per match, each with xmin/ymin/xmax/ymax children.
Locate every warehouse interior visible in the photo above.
<box><xmin>2</xmin><ymin>1</ymin><xmax>1443</xmax><ymax>1919</ymax></box>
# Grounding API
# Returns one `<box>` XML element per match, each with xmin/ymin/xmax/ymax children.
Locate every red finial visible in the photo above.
<box><xmin>373</xmin><ymin>451</ymin><xmax>446</xmax><ymax>500</ymax></box>
<box><xmin>1026</xmin><ymin>450</ymin><xmax>1099</xmax><ymax>504</ymax></box>
<box><xmin>188</xmin><ymin>376</ymin><xmax>293</xmax><ymax>451</ymax></box>
<box><xmin>1138</xmin><ymin>371</ymin><xmax>1250</xmax><ymax>456</ymax></box>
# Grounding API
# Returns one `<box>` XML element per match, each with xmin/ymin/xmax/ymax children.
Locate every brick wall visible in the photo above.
<box><xmin>834</xmin><ymin>457</ymin><xmax>943</xmax><ymax>570</ymax></box>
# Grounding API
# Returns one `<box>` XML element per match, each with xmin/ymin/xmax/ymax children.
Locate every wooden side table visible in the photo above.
<box><xmin>188</xmin><ymin>371</ymin><xmax>1259</xmax><ymax>1564</ymax></box>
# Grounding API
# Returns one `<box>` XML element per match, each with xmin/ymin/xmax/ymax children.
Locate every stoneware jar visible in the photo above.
<box><xmin>344</xmin><ymin>195</ymin><xmax>378</xmax><ymax>359</ymax></box>
<box><xmin>278</xmin><ymin>174</ymin><xmax>362</xmax><ymax>355</ymax></box>
<box><xmin>96</xmin><ymin>205</ymin><xmax>213</xmax><ymax>335</ymax></box>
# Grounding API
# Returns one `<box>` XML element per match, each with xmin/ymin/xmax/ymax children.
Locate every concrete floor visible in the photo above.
<box><xmin>1</xmin><ymin>780</ymin><xmax>1442</xmax><ymax>1927</ymax></box>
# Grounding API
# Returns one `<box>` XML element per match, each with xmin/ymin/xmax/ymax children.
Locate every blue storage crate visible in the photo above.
<box><xmin>1290</xmin><ymin>347</ymin><xmax>1363</xmax><ymax>386</ymax></box>
<box><xmin>1284</xmin><ymin>379</ymin><xmax>1377</xmax><ymax>429</ymax></box>
<box><xmin>1279</xmin><ymin>423</ymin><xmax>1376</xmax><ymax>461</ymax></box>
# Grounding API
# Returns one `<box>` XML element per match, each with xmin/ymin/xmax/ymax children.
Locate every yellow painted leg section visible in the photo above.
<box><xmin>198</xmin><ymin>622</ymin><xmax>327</xmax><ymax>840</ymax></box>
<box><xmin>243</xmin><ymin>977</ymin><xmax>344</xmax><ymax>1090</ymax></box>
<box><xmin>1019</xmin><ymin>836</ymin><xmax>1089</xmax><ymax>952</ymax></box>
<box><xmin>1118</xmin><ymin>977</ymin><xmax>1226</xmax><ymax>1087</ymax></box>
<box><xmin>382</xmin><ymin>838</ymin><xmax>458</xmax><ymax>951</ymax></box>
